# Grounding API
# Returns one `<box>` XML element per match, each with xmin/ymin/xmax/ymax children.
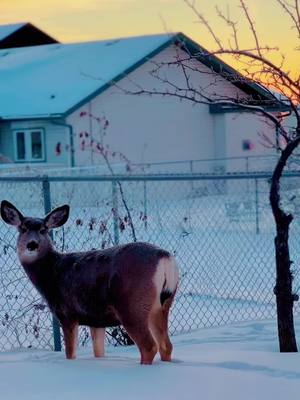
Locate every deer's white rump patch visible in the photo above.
<box><xmin>152</xmin><ymin>256</ymin><xmax>179</xmax><ymax>307</ymax></box>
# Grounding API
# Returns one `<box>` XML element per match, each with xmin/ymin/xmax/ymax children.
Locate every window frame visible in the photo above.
<box><xmin>13</xmin><ymin>128</ymin><xmax>45</xmax><ymax>162</ymax></box>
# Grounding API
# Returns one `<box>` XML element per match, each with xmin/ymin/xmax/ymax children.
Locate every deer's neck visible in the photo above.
<box><xmin>21</xmin><ymin>250</ymin><xmax>61</xmax><ymax>302</ymax></box>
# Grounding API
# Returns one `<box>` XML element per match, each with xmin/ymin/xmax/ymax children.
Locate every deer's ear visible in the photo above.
<box><xmin>44</xmin><ymin>205</ymin><xmax>70</xmax><ymax>229</ymax></box>
<box><xmin>0</xmin><ymin>200</ymin><xmax>24</xmax><ymax>226</ymax></box>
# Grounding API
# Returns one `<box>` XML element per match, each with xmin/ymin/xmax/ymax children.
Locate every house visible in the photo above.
<box><xmin>0</xmin><ymin>28</ymin><xmax>288</xmax><ymax>173</ymax></box>
<box><xmin>0</xmin><ymin>22</ymin><xmax>58</xmax><ymax>49</ymax></box>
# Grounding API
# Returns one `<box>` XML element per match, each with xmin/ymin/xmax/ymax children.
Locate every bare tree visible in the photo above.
<box><xmin>77</xmin><ymin>111</ymin><xmax>137</xmax><ymax>242</ymax></box>
<box><xmin>117</xmin><ymin>0</ymin><xmax>300</xmax><ymax>351</ymax></box>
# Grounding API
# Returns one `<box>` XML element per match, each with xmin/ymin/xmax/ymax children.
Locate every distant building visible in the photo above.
<box><xmin>0</xmin><ymin>22</ymin><xmax>58</xmax><ymax>49</ymax></box>
<box><xmin>0</xmin><ymin>27</ymin><xmax>288</xmax><ymax>172</ymax></box>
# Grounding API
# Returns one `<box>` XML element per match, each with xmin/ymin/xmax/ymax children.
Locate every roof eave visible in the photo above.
<box><xmin>175</xmin><ymin>32</ymin><xmax>283</xmax><ymax>106</ymax></box>
<box><xmin>0</xmin><ymin>113</ymin><xmax>63</xmax><ymax>121</ymax></box>
<box><xmin>209</xmin><ymin>103</ymin><xmax>291</xmax><ymax>114</ymax></box>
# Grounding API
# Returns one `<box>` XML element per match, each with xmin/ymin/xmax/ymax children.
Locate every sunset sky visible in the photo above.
<box><xmin>0</xmin><ymin>0</ymin><xmax>298</xmax><ymax>75</ymax></box>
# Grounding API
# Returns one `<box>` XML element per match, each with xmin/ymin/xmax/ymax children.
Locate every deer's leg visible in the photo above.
<box><xmin>149</xmin><ymin>298</ymin><xmax>173</xmax><ymax>362</ymax></box>
<box><xmin>117</xmin><ymin>301</ymin><xmax>157</xmax><ymax>364</ymax></box>
<box><xmin>115</xmin><ymin>284</ymin><xmax>158</xmax><ymax>364</ymax></box>
<box><xmin>121</xmin><ymin>318</ymin><xmax>158</xmax><ymax>365</ymax></box>
<box><xmin>61</xmin><ymin>322</ymin><xmax>78</xmax><ymax>360</ymax></box>
<box><xmin>90</xmin><ymin>327</ymin><xmax>105</xmax><ymax>358</ymax></box>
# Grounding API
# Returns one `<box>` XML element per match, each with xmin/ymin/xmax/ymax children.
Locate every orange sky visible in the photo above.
<box><xmin>0</xmin><ymin>0</ymin><xmax>299</xmax><ymax>76</ymax></box>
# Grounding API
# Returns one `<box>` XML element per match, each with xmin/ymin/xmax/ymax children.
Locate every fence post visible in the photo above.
<box><xmin>42</xmin><ymin>176</ymin><xmax>62</xmax><ymax>352</ymax></box>
<box><xmin>255</xmin><ymin>178</ymin><xmax>260</xmax><ymax>235</ymax></box>
<box><xmin>246</xmin><ymin>157</ymin><xmax>249</xmax><ymax>173</ymax></box>
<box><xmin>112</xmin><ymin>181</ymin><xmax>119</xmax><ymax>245</ymax></box>
<box><xmin>143</xmin><ymin>180</ymin><xmax>148</xmax><ymax>230</ymax></box>
<box><xmin>189</xmin><ymin>160</ymin><xmax>194</xmax><ymax>190</ymax></box>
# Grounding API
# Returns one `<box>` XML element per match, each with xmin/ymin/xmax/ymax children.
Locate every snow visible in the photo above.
<box><xmin>1</xmin><ymin>319</ymin><xmax>300</xmax><ymax>400</ymax></box>
<box><xmin>0</xmin><ymin>33</ymin><xmax>173</xmax><ymax>119</ymax></box>
<box><xmin>0</xmin><ymin>23</ymin><xmax>25</xmax><ymax>41</ymax></box>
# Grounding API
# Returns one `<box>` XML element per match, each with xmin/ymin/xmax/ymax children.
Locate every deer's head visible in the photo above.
<box><xmin>1</xmin><ymin>200</ymin><xmax>69</xmax><ymax>263</ymax></box>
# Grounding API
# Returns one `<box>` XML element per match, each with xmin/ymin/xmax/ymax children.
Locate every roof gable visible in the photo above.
<box><xmin>0</xmin><ymin>22</ymin><xmax>58</xmax><ymax>49</ymax></box>
<box><xmin>175</xmin><ymin>33</ymin><xmax>283</xmax><ymax>107</ymax></box>
<box><xmin>0</xmin><ymin>23</ymin><xmax>26</xmax><ymax>41</ymax></box>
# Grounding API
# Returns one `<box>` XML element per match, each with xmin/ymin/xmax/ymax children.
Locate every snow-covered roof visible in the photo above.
<box><xmin>0</xmin><ymin>23</ymin><xmax>26</xmax><ymax>41</ymax></box>
<box><xmin>0</xmin><ymin>32</ymin><xmax>283</xmax><ymax>120</ymax></box>
<box><xmin>0</xmin><ymin>33</ymin><xmax>174</xmax><ymax>119</ymax></box>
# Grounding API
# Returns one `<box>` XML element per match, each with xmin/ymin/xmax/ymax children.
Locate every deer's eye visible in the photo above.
<box><xmin>19</xmin><ymin>226</ymin><xmax>27</xmax><ymax>234</ymax></box>
<box><xmin>40</xmin><ymin>227</ymin><xmax>47</xmax><ymax>234</ymax></box>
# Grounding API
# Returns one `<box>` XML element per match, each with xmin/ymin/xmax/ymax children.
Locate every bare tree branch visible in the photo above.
<box><xmin>183</xmin><ymin>0</ymin><xmax>223</xmax><ymax>49</ymax></box>
<box><xmin>275</xmin><ymin>0</ymin><xmax>300</xmax><ymax>38</ymax></box>
<box><xmin>216</xmin><ymin>5</ymin><xmax>239</xmax><ymax>49</ymax></box>
<box><xmin>239</xmin><ymin>0</ymin><xmax>263</xmax><ymax>56</ymax></box>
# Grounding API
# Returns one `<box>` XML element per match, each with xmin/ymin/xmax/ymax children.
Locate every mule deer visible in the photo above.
<box><xmin>1</xmin><ymin>200</ymin><xmax>179</xmax><ymax>364</ymax></box>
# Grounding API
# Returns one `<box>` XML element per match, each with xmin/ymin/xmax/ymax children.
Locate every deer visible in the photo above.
<box><xmin>0</xmin><ymin>200</ymin><xmax>179</xmax><ymax>365</ymax></box>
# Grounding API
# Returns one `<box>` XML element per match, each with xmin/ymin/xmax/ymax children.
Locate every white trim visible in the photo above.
<box><xmin>2</xmin><ymin>113</ymin><xmax>62</xmax><ymax>120</ymax></box>
<box><xmin>12</xmin><ymin>128</ymin><xmax>45</xmax><ymax>162</ymax></box>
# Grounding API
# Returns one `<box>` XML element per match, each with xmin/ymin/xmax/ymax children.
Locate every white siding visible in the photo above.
<box><xmin>225</xmin><ymin>113</ymin><xmax>277</xmax><ymax>172</ymax></box>
<box><xmin>0</xmin><ymin>122</ymin><xmax>14</xmax><ymax>162</ymax></box>
<box><xmin>212</xmin><ymin>113</ymin><xmax>227</xmax><ymax>172</ymax></box>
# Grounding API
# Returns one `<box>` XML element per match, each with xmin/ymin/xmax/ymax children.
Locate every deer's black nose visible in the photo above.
<box><xmin>27</xmin><ymin>241</ymin><xmax>39</xmax><ymax>251</ymax></box>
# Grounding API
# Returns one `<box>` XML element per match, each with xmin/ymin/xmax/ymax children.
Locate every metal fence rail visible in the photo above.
<box><xmin>1</xmin><ymin>172</ymin><xmax>300</xmax><ymax>352</ymax></box>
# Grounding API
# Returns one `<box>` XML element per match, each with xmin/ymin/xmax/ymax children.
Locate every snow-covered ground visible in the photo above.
<box><xmin>1</xmin><ymin>318</ymin><xmax>300</xmax><ymax>400</ymax></box>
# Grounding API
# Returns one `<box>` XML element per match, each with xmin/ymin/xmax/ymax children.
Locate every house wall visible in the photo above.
<box><xmin>67</xmin><ymin>45</ymin><xmax>262</xmax><ymax>172</ymax></box>
<box><xmin>212</xmin><ymin>113</ymin><xmax>226</xmax><ymax>172</ymax></box>
<box><xmin>224</xmin><ymin>113</ymin><xmax>277</xmax><ymax>172</ymax></box>
<box><xmin>0</xmin><ymin>119</ymin><xmax>69</xmax><ymax>165</ymax></box>
<box><xmin>284</xmin><ymin>111</ymin><xmax>298</xmax><ymax>133</ymax></box>
<box><xmin>0</xmin><ymin>24</ymin><xmax>58</xmax><ymax>50</ymax></box>
<box><xmin>0</xmin><ymin>122</ymin><xmax>14</xmax><ymax>162</ymax></box>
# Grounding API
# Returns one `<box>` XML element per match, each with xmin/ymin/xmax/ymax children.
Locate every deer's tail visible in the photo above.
<box><xmin>153</xmin><ymin>255</ymin><xmax>179</xmax><ymax>307</ymax></box>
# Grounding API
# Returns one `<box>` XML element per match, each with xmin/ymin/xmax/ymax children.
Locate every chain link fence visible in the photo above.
<box><xmin>1</xmin><ymin>172</ymin><xmax>300</xmax><ymax>352</ymax></box>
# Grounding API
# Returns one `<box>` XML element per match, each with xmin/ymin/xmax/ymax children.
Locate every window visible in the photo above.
<box><xmin>13</xmin><ymin>129</ymin><xmax>45</xmax><ymax>162</ymax></box>
<box><xmin>16</xmin><ymin>131</ymin><xmax>25</xmax><ymax>160</ymax></box>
